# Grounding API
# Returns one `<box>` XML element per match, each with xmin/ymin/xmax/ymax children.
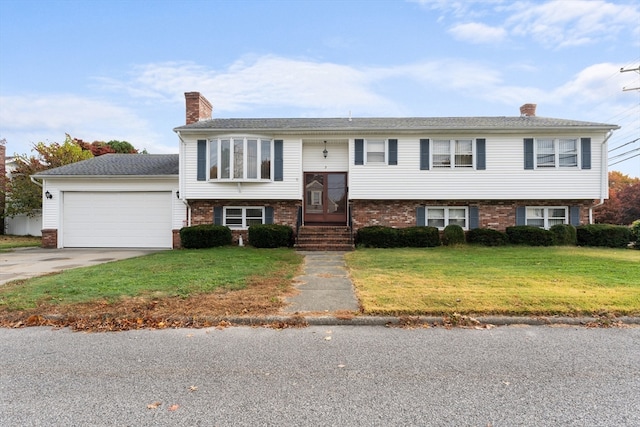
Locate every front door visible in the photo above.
<box><xmin>304</xmin><ymin>172</ymin><xmax>348</xmax><ymax>224</ymax></box>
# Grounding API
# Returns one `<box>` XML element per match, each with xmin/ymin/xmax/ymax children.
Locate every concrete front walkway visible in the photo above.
<box><xmin>283</xmin><ymin>251</ymin><xmax>360</xmax><ymax>313</ymax></box>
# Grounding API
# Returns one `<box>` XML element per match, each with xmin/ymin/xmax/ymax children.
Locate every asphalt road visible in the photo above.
<box><xmin>1</xmin><ymin>325</ymin><xmax>638</xmax><ymax>426</ymax></box>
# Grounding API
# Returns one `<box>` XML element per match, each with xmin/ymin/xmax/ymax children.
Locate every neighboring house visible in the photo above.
<box><xmin>174</xmin><ymin>92</ymin><xmax>618</xmax><ymax>248</ymax></box>
<box><xmin>34</xmin><ymin>91</ymin><xmax>618</xmax><ymax>249</ymax></box>
<box><xmin>2</xmin><ymin>149</ymin><xmax>43</xmax><ymax>236</ymax></box>
<box><xmin>33</xmin><ymin>154</ymin><xmax>183</xmax><ymax>248</ymax></box>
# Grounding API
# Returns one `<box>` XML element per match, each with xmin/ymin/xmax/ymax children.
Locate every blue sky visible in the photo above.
<box><xmin>1</xmin><ymin>0</ymin><xmax>639</xmax><ymax>177</ymax></box>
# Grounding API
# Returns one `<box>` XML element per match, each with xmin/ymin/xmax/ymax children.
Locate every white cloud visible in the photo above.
<box><xmin>0</xmin><ymin>94</ymin><xmax>167</xmax><ymax>154</ymax></box>
<box><xmin>448</xmin><ymin>22</ymin><xmax>507</xmax><ymax>44</ymax></box>
<box><xmin>505</xmin><ymin>0</ymin><xmax>640</xmax><ymax>48</ymax></box>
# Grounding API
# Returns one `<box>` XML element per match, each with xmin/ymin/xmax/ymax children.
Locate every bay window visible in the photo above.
<box><xmin>209</xmin><ymin>137</ymin><xmax>272</xmax><ymax>180</ymax></box>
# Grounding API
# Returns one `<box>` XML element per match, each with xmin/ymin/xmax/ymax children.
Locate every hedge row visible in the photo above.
<box><xmin>180</xmin><ymin>224</ymin><xmax>294</xmax><ymax>249</ymax></box>
<box><xmin>356</xmin><ymin>223</ymin><xmax>635</xmax><ymax>248</ymax></box>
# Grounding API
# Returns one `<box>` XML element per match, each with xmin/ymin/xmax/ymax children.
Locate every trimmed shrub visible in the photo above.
<box><xmin>506</xmin><ymin>225</ymin><xmax>555</xmax><ymax>246</ymax></box>
<box><xmin>248</xmin><ymin>224</ymin><xmax>294</xmax><ymax>248</ymax></box>
<box><xmin>180</xmin><ymin>224</ymin><xmax>232</xmax><ymax>249</ymax></box>
<box><xmin>356</xmin><ymin>226</ymin><xmax>400</xmax><ymax>248</ymax></box>
<box><xmin>441</xmin><ymin>224</ymin><xmax>465</xmax><ymax>246</ymax></box>
<box><xmin>549</xmin><ymin>224</ymin><xmax>577</xmax><ymax>246</ymax></box>
<box><xmin>630</xmin><ymin>220</ymin><xmax>640</xmax><ymax>249</ymax></box>
<box><xmin>466</xmin><ymin>228</ymin><xmax>509</xmax><ymax>246</ymax></box>
<box><xmin>576</xmin><ymin>224</ymin><xmax>631</xmax><ymax>248</ymax></box>
<box><xmin>399</xmin><ymin>226</ymin><xmax>440</xmax><ymax>248</ymax></box>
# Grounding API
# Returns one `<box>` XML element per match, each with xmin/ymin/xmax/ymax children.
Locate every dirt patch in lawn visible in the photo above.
<box><xmin>0</xmin><ymin>276</ymin><xmax>297</xmax><ymax>331</ymax></box>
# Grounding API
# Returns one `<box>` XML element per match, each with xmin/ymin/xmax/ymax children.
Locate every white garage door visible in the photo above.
<box><xmin>63</xmin><ymin>192</ymin><xmax>172</xmax><ymax>248</ymax></box>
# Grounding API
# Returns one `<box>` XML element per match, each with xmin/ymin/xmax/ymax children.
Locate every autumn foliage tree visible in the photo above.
<box><xmin>2</xmin><ymin>135</ymin><xmax>93</xmax><ymax>217</ymax></box>
<box><xmin>593</xmin><ymin>171</ymin><xmax>640</xmax><ymax>225</ymax></box>
<box><xmin>74</xmin><ymin>138</ymin><xmax>138</xmax><ymax>156</ymax></box>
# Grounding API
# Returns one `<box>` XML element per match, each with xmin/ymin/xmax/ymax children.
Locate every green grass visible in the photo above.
<box><xmin>0</xmin><ymin>247</ymin><xmax>302</xmax><ymax>311</ymax></box>
<box><xmin>346</xmin><ymin>246</ymin><xmax>640</xmax><ymax>316</ymax></box>
<box><xmin>0</xmin><ymin>235</ymin><xmax>42</xmax><ymax>251</ymax></box>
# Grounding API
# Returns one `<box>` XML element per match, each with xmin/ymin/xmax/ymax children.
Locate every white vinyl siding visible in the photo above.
<box><xmin>348</xmin><ymin>134</ymin><xmax>603</xmax><ymax>200</ymax></box>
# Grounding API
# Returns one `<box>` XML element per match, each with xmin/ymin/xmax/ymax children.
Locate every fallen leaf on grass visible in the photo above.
<box><xmin>147</xmin><ymin>402</ymin><xmax>162</xmax><ymax>409</ymax></box>
<box><xmin>168</xmin><ymin>404</ymin><xmax>180</xmax><ymax>411</ymax></box>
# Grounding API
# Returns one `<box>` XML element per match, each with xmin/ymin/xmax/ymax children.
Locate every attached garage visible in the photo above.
<box><xmin>62</xmin><ymin>191</ymin><xmax>173</xmax><ymax>248</ymax></box>
<box><xmin>33</xmin><ymin>154</ymin><xmax>184</xmax><ymax>249</ymax></box>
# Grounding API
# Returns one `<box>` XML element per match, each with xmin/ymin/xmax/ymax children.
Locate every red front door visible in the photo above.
<box><xmin>304</xmin><ymin>172</ymin><xmax>348</xmax><ymax>224</ymax></box>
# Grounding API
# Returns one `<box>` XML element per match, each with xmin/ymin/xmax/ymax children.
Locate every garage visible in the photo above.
<box><xmin>62</xmin><ymin>191</ymin><xmax>173</xmax><ymax>248</ymax></box>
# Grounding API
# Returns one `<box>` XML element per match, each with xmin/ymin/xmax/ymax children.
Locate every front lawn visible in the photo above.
<box><xmin>0</xmin><ymin>247</ymin><xmax>302</xmax><ymax>328</ymax></box>
<box><xmin>0</xmin><ymin>235</ymin><xmax>42</xmax><ymax>251</ymax></box>
<box><xmin>346</xmin><ymin>246</ymin><xmax>640</xmax><ymax>317</ymax></box>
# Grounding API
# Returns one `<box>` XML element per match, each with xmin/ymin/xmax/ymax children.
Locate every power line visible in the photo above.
<box><xmin>609</xmin><ymin>138</ymin><xmax>639</xmax><ymax>152</ymax></box>
<box><xmin>609</xmin><ymin>152</ymin><xmax>640</xmax><ymax>167</ymax></box>
<box><xmin>608</xmin><ymin>147</ymin><xmax>640</xmax><ymax>161</ymax></box>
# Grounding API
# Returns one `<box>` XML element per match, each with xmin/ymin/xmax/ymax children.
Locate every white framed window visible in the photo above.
<box><xmin>224</xmin><ymin>207</ymin><xmax>265</xmax><ymax>229</ymax></box>
<box><xmin>535</xmin><ymin>138</ymin><xmax>578</xmax><ymax>169</ymax></box>
<box><xmin>526</xmin><ymin>207</ymin><xmax>568</xmax><ymax>229</ymax></box>
<box><xmin>366</xmin><ymin>139</ymin><xmax>386</xmax><ymax>164</ymax></box>
<box><xmin>432</xmin><ymin>139</ymin><xmax>474</xmax><ymax>168</ymax></box>
<box><xmin>209</xmin><ymin>137</ymin><xmax>272</xmax><ymax>180</ymax></box>
<box><xmin>426</xmin><ymin>207</ymin><xmax>468</xmax><ymax>229</ymax></box>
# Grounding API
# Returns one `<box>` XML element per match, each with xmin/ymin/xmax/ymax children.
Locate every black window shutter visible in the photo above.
<box><xmin>420</xmin><ymin>139</ymin><xmax>430</xmax><ymax>170</ymax></box>
<box><xmin>197</xmin><ymin>140</ymin><xmax>207</xmax><ymax>181</ymax></box>
<box><xmin>570</xmin><ymin>206</ymin><xmax>580</xmax><ymax>226</ymax></box>
<box><xmin>416</xmin><ymin>206</ymin><xmax>425</xmax><ymax>226</ymax></box>
<box><xmin>355</xmin><ymin>139</ymin><xmax>364</xmax><ymax>165</ymax></box>
<box><xmin>581</xmin><ymin>138</ymin><xmax>591</xmax><ymax>170</ymax></box>
<box><xmin>265</xmin><ymin>207</ymin><xmax>274</xmax><ymax>224</ymax></box>
<box><xmin>388</xmin><ymin>139</ymin><xmax>398</xmax><ymax>165</ymax></box>
<box><xmin>469</xmin><ymin>206</ymin><xmax>479</xmax><ymax>229</ymax></box>
<box><xmin>515</xmin><ymin>206</ymin><xmax>526</xmax><ymax>226</ymax></box>
<box><xmin>213</xmin><ymin>206</ymin><xmax>223</xmax><ymax>225</ymax></box>
<box><xmin>476</xmin><ymin>139</ymin><xmax>486</xmax><ymax>170</ymax></box>
<box><xmin>274</xmin><ymin>140</ymin><xmax>283</xmax><ymax>181</ymax></box>
<box><xmin>524</xmin><ymin>139</ymin><xmax>534</xmax><ymax>170</ymax></box>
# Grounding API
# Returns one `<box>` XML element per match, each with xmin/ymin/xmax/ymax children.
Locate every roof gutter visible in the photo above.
<box><xmin>30</xmin><ymin>175</ymin><xmax>43</xmax><ymax>187</ymax></box>
<box><xmin>589</xmin><ymin>129</ymin><xmax>615</xmax><ymax>224</ymax></box>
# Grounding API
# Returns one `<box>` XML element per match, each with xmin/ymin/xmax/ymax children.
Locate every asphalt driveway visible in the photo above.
<box><xmin>0</xmin><ymin>247</ymin><xmax>163</xmax><ymax>285</ymax></box>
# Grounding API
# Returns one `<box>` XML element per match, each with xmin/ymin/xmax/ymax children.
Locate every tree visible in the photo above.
<box><xmin>594</xmin><ymin>171</ymin><xmax>640</xmax><ymax>225</ymax></box>
<box><xmin>73</xmin><ymin>138</ymin><xmax>139</xmax><ymax>156</ymax></box>
<box><xmin>2</xmin><ymin>135</ymin><xmax>93</xmax><ymax>217</ymax></box>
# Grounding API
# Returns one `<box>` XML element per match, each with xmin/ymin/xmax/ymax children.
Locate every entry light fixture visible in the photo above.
<box><xmin>176</xmin><ymin>191</ymin><xmax>180</xmax><ymax>199</ymax></box>
<box><xmin>323</xmin><ymin>140</ymin><xmax>328</xmax><ymax>158</ymax></box>
<box><xmin>45</xmin><ymin>191</ymin><xmax>53</xmax><ymax>200</ymax></box>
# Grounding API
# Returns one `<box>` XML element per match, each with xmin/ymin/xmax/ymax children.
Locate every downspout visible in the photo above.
<box><xmin>176</xmin><ymin>131</ymin><xmax>192</xmax><ymax>226</ymax></box>
<box><xmin>589</xmin><ymin>130</ymin><xmax>614</xmax><ymax>224</ymax></box>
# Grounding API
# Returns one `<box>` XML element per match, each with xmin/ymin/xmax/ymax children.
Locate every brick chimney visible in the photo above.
<box><xmin>520</xmin><ymin>103</ymin><xmax>537</xmax><ymax>117</ymax></box>
<box><xmin>185</xmin><ymin>92</ymin><xmax>212</xmax><ymax>125</ymax></box>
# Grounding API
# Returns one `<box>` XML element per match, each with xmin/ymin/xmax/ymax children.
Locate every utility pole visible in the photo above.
<box><xmin>620</xmin><ymin>66</ymin><xmax>640</xmax><ymax>91</ymax></box>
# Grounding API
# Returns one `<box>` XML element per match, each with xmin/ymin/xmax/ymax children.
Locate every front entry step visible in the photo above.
<box><xmin>295</xmin><ymin>226</ymin><xmax>354</xmax><ymax>251</ymax></box>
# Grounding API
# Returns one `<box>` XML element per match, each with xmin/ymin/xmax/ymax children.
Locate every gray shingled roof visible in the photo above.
<box><xmin>33</xmin><ymin>154</ymin><xmax>179</xmax><ymax>177</ymax></box>
<box><xmin>174</xmin><ymin>116</ymin><xmax>619</xmax><ymax>132</ymax></box>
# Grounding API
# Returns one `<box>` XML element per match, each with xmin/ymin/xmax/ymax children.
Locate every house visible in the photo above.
<box><xmin>35</xmin><ymin>91</ymin><xmax>618</xmax><ymax>249</ymax></box>
<box><xmin>174</xmin><ymin>92</ymin><xmax>618</xmax><ymax>249</ymax></box>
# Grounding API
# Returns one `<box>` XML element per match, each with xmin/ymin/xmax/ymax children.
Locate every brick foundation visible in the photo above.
<box><xmin>350</xmin><ymin>199</ymin><xmax>594</xmax><ymax>232</ymax></box>
<box><xmin>189</xmin><ymin>199</ymin><xmax>301</xmax><ymax>245</ymax></box>
<box><xmin>41</xmin><ymin>229</ymin><xmax>58</xmax><ymax>248</ymax></box>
